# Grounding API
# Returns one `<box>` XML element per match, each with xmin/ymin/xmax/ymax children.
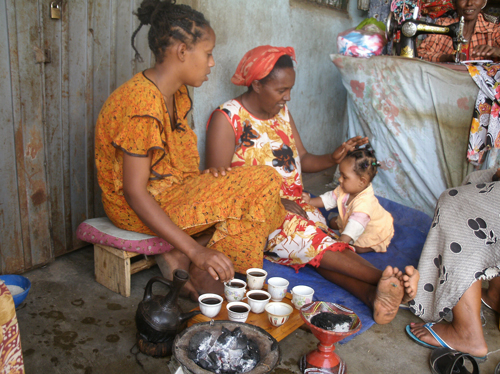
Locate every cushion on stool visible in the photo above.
<box><xmin>77</xmin><ymin>217</ymin><xmax>173</xmax><ymax>255</ymax></box>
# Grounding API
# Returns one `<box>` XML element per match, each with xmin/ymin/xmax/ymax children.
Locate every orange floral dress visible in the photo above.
<box><xmin>95</xmin><ymin>73</ymin><xmax>286</xmax><ymax>272</ymax></box>
<box><xmin>208</xmin><ymin>100</ymin><xmax>352</xmax><ymax>271</ymax></box>
<box><xmin>0</xmin><ymin>281</ymin><xmax>24</xmax><ymax>374</ymax></box>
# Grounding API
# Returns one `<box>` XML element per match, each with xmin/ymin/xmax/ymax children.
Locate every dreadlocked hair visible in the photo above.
<box><xmin>344</xmin><ymin>145</ymin><xmax>379</xmax><ymax>183</ymax></box>
<box><xmin>132</xmin><ymin>0</ymin><xmax>210</xmax><ymax>63</ymax></box>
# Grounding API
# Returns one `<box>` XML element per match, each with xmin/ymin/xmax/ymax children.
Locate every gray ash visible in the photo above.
<box><xmin>188</xmin><ymin>327</ymin><xmax>260</xmax><ymax>374</ymax></box>
<box><xmin>311</xmin><ymin>312</ymin><xmax>353</xmax><ymax>332</ymax></box>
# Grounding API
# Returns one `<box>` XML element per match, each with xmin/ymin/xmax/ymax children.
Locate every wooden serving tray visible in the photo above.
<box><xmin>187</xmin><ymin>287</ymin><xmax>304</xmax><ymax>342</ymax></box>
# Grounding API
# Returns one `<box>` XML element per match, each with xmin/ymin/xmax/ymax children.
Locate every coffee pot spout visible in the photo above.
<box><xmin>179</xmin><ymin>310</ymin><xmax>201</xmax><ymax>324</ymax></box>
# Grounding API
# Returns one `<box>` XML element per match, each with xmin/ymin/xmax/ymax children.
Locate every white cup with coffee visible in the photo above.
<box><xmin>198</xmin><ymin>293</ymin><xmax>223</xmax><ymax>318</ymax></box>
<box><xmin>224</xmin><ymin>279</ymin><xmax>247</xmax><ymax>302</ymax></box>
<box><xmin>226</xmin><ymin>301</ymin><xmax>251</xmax><ymax>323</ymax></box>
<box><xmin>246</xmin><ymin>268</ymin><xmax>268</xmax><ymax>290</ymax></box>
<box><xmin>245</xmin><ymin>290</ymin><xmax>271</xmax><ymax>314</ymax></box>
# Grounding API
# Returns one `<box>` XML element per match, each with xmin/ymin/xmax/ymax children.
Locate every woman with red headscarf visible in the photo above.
<box><xmin>206</xmin><ymin>45</ymin><xmax>420</xmax><ymax>324</ymax></box>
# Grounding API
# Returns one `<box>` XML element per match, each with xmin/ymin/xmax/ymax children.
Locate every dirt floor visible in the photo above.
<box><xmin>16</xmin><ymin>167</ymin><xmax>500</xmax><ymax>373</ymax></box>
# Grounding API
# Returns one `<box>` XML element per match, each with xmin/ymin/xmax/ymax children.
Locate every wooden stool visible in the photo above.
<box><xmin>77</xmin><ymin>217</ymin><xmax>173</xmax><ymax>297</ymax></box>
<box><xmin>94</xmin><ymin>244</ymin><xmax>156</xmax><ymax>297</ymax></box>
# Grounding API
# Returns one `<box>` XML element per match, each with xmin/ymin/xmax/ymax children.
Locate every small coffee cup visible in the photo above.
<box><xmin>246</xmin><ymin>268</ymin><xmax>268</xmax><ymax>290</ymax></box>
<box><xmin>245</xmin><ymin>290</ymin><xmax>271</xmax><ymax>314</ymax></box>
<box><xmin>227</xmin><ymin>301</ymin><xmax>251</xmax><ymax>323</ymax></box>
<box><xmin>224</xmin><ymin>279</ymin><xmax>247</xmax><ymax>302</ymax></box>
<box><xmin>198</xmin><ymin>293</ymin><xmax>223</xmax><ymax>318</ymax></box>
<box><xmin>290</xmin><ymin>285</ymin><xmax>315</xmax><ymax>310</ymax></box>
<box><xmin>267</xmin><ymin>277</ymin><xmax>289</xmax><ymax>302</ymax></box>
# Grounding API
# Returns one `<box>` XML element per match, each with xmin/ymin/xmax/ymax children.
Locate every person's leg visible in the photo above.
<box><xmin>481</xmin><ymin>276</ymin><xmax>500</xmax><ymax>313</ymax></box>
<box><xmin>155</xmin><ymin>233</ymin><xmax>214</xmax><ymax>301</ymax></box>
<box><xmin>317</xmin><ymin>265</ymin><xmax>404</xmax><ymax>324</ymax></box>
<box><xmin>410</xmin><ymin>280</ymin><xmax>487</xmax><ymax>357</ymax></box>
<box><xmin>319</xmin><ymin>249</ymin><xmax>382</xmax><ymax>284</ymax></box>
<box><xmin>318</xmin><ymin>250</ymin><xmax>419</xmax><ymax>301</ymax></box>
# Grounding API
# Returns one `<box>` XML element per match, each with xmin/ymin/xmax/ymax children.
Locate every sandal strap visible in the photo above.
<box><xmin>445</xmin><ymin>354</ymin><xmax>480</xmax><ymax>374</ymax></box>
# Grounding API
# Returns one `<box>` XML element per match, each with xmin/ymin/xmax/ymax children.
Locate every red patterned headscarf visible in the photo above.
<box><xmin>231</xmin><ymin>45</ymin><xmax>296</xmax><ymax>87</ymax></box>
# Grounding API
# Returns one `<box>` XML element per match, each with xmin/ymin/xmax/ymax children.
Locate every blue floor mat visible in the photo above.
<box><xmin>262</xmin><ymin>196</ymin><xmax>432</xmax><ymax>342</ymax></box>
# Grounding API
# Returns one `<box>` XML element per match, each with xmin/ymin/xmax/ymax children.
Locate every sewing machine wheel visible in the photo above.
<box><xmin>386</xmin><ymin>12</ymin><xmax>398</xmax><ymax>41</ymax></box>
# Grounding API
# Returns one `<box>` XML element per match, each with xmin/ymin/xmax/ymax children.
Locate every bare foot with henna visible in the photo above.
<box><xmin>373</xmin><ymin>266</ymin><xmax>404</xmax><ymax>324</ymax></box>
<box><xmin>401</xmin><ymin>266</ymin><xmax>420</xmax><ymax>303</ymax></box>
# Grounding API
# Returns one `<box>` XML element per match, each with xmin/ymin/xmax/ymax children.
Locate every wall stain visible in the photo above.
<box><xmin>72</xmin><ymin>298</ymin><xmax>84</xmax><ymax>307</ymax></box>
<box><xmin>53</xmin><ymin>330</ymin><xmax>78</xmax><ymax>350</ymax></box>
<box><xmin>31</xmin><ymin>188</ymin><xmax>47</xmax><ymax>206</ymax></box>
<box><xmin>119</xmin><ymin>319</ymin><xmax>132</xmax><ymax>326</ymax></box>
<box><xmin>105</xmin><ymin>321</ymin><xmax>114</xmax><ymax>328</ymax></box>
<box><xmin>106</xmin><ymin>334</ymin><xmax>120</xmax><ymax>343</ymax></box>
<box><xmin>50</xmin><ymin>357</ymin><xmax>59</xmax><ymax>366</ymax></box>
<box><xmin>93</xmin><ymin>349</ymin><xmax>99</xmax><ymax>354</ymax></box>
<box><xmin>107</xmin><ymin>303</ymin><xmax>124</xmax><ymax>310</ymax></box>
<box><xmin>23</xmin><ymin>348</ymin><xmax>35</xmax><ymax>357</ymax></box>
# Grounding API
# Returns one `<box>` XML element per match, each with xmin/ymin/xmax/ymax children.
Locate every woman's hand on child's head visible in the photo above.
<box><xmin>202</xmin><ymin>166</ymin><xmax>232</xmax><ymax>177</ymax></box>
<box><xmin>191</xmin><ymin>246</ymin><xmax>235</xmax><ymax>282</ymax></box>
<box><xmin>301</xmin><ymin>192</ymin><xmax>311</xmax><ymax>204</ymax></box>
<box><xmin>281</xmin><ymin>198</ymin><xmax>308</xmax><ymax>219</ymax></box>
<box><xmin>331</xmin><ymin>136</ymin><xmax>369</xmax><ymax>164</ymax></box>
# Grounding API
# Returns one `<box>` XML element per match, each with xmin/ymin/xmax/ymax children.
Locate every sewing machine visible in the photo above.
<box><xmin>386</xmin><ymin>13</ymin><xmax>467</xmax><ymax>62</ymax></box>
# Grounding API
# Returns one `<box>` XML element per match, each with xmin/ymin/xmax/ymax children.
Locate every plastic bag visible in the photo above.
<box><xmin>337</xmin><ymin>18</ymin><xmax>387</xmax><ymax>58</ymax></box>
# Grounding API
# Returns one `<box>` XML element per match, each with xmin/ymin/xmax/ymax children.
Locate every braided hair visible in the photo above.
<box><xmin>344</xmin><ymin>145</ymin><xmax>379</xmax><ymax>183</ymax></box>
<box><xmin>132</xmin><ymin>0</ymin><xmax>210</xmax><ymax>63</ymax></box>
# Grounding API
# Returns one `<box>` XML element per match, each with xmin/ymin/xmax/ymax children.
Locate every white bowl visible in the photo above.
<box><xmin>265</xmin><ymin>302</ymin><xmax>293</xmax><ymax>327</ymax></box>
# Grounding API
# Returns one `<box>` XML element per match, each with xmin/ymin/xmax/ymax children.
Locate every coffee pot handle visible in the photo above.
<box><xmin>143</xmin><ymin>276</ymin><xmax>173</xmax><ymax>301</ymax></box>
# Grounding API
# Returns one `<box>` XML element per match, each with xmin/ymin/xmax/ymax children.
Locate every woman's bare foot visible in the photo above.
<box><xmin>155</xmin><ymin>249</ymin><xmax>199</xmax><ymax>301</ymax></box>
<box><xmin>373</xmin><ymin>266</ymin><xmax>404</xmax><ymax>324</ymax></box>
<box><xmin>409</xmin><ymin>322</ymin><xmax>488</xmax><ymax>357</ymax></box>
<box><xmin>401</xmin><ymin>266</ymin><xmax>420</xmax><ymax>303</ymax></box>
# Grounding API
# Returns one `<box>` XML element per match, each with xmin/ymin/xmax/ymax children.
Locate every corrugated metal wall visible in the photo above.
<box><xmin>0</xmin><ymin>0</ymin><xmax>153</xmax><ymax>273</ymax></box>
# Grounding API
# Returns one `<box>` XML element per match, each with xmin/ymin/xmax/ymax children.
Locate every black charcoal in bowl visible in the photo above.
<box><xmin>311</xmin><ymin>312</ymin><xmax>353</xmax><ymax>332</ymax></box>
<box><xmin>188</xmin><ymin>327</ymin><xmax>260</xmax><ymax>374</ymax></box>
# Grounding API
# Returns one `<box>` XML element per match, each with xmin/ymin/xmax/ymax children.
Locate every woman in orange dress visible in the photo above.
<box><xmin>95</xmin><ymin>1</ymin><xmax>286</xmax><ymax>299</ymax></box>
<box><xmin>206</xmin><ymin>45</ymin><xmax>420</xmax><ymax>324</ymax></box>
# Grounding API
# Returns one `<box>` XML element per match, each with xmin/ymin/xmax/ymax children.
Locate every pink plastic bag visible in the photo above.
<box><xmin>337</xmin><ymin>24</ymin><xmax>387</xmax><ymax>58</ymax></box>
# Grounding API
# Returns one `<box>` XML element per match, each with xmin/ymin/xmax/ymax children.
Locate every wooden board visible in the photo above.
<box><xmin>187</xmin><ymin>288</ymin><xmax>304</xmax><ymax>342</ymax></box>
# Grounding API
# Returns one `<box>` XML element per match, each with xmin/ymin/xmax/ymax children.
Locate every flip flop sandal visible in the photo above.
<box><xmin>406</xmin><ymin>324</ymin><xmax>488</xmax><ymax>363</ymax></box>
<box><xmin>430</xmin><ymin>348</ymin><xmax>480</xmax><ymax>374</ymax></box>
<box><xmin>495</xmin><ymin>361</ymin><xmax>500</xmax><ymax>374</ymax></box>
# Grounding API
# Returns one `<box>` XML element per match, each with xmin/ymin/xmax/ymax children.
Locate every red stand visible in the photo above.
<box><xmin>298</xmin><ymin>302</ymin><xmax>361</xmax><ymax>374</ymax></box>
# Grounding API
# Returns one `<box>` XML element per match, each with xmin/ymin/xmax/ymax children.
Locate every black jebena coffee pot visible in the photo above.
<box><xmin>135</xmin><ymin>269</ymin><xmax>200</xmax><ymax>356</ymax></box>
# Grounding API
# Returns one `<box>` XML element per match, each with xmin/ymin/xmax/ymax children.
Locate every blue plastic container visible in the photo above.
<box><xmin>0</xmin><ymin>275</ymin><xmax>31</xmax><ymax>308</ymax></box>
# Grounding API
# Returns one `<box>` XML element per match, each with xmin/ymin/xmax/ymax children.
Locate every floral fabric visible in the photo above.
<box><xmin>209</xmin><ymin>100</ymin><xmax>351</xmax><ymax>271</ymax></box>
<box><xmin>95</xmin><ymin>73</ymin><xmax>286</xmax><ymax>272</ymax></box>
<box><xmin>465</xmin><ymin>62</ymin><xmax>500</xmax><ymax>165</ymax></box>
<box><xmin>0</xmin><ymin>281</ymin><xmax>24</xmax><ymax>374</ymax></box>
<box><xmin>331</xmin><ymin>54</ymin><xmax>480</xmax><ymax>216</ymax></box>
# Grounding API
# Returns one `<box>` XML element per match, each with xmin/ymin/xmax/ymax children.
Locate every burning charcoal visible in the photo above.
<box><xmin>188</xmin><ymin>331</ymin><xmax>213</xmax><ymax>360</ymax></box>
<box><xmin>216</xmin><ymin>327</ymin><xmax>231</xmax><ymax>345</ymax></box>
<box><xmin>311</xmin><ymin>312</ymin><xmax>353</xmax><ymax>332</ymax></box>
<box><xmin>190</xmin><ymin>327</ymin><xmax>261</xmax><ymax>373</ymax></box>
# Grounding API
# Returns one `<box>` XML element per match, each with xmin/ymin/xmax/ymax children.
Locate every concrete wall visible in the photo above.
<box><xmin>184</xmin><ymin>0</ymin><xmax>367</xmax><ymax>168</ymax></box>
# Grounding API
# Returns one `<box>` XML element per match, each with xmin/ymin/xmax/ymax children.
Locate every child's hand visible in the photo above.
<box><xmin>302</xmin><ymin>192</ymin><xmax>311</xmax><ymax>204</ymax></box>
